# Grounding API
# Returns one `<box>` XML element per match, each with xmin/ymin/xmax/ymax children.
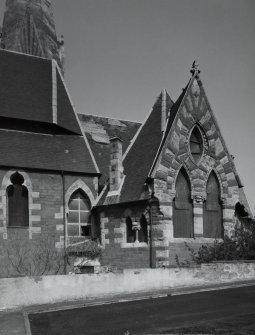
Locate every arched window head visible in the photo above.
<box><xmin>68</xmin><ymin>189</ymin><xmax>91</xmax><ymax>238</ymax></box>
<box><xmin>126</xmin><ymin>217</ymin><xmax>135</xmax><ymax>243</ymax></box>
<box><xmin>189</xmin><ymin>126</ymin><xmax>204</xmax><ymax>163</ymax></box>
<box><xmin>126</xmin><ymin>215</ymin><xmax>148</xmax><ymax>243</ymax></box>
<box><xmin>203</xmin><ymin>171</ymin><xmax>223</xmax><ymax>238</ymax></box>
<box><xmin>138</xmin><ymin>215</ymin><xmax>148</xmax><ymax>243</ymax></box>
<box><xmin>7</xmin><ymin>172</ymin><xmax>29</xmax><ymax>227</ymax></box>
<box><xmin>173</xmin><ymin>167</ymin><xmax>193</xmax><ymax>238</ymax></box>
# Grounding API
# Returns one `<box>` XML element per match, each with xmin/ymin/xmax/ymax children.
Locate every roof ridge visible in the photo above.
<box><xmin>78</xmin><ymin>113</ymin><xmax>141</xmax><ymax>125</ymax></box>
<box><xmin>122</xmin><ymin>90</ymin><xmax>167</xmax><ymax>163</ymax></box>
<box><xmin>0</xmin><ymin>46</ymin><xmax>49</xmax><ymax>62</ymax></box>
<box><xmin>54</xmin><ymin>62</ymin><xmax>100</xmax><ymax>174</ymax></box>
<box><xmin>148</xmin><ymin>77</ymin><xmax>194</xmax><ymax>177</ymax></box>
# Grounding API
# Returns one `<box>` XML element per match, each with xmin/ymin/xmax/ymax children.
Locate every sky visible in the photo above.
<box><xmin>0</xmin><ymin>0</ymin><xmax>255</xmax><ymax>213</ymax></box>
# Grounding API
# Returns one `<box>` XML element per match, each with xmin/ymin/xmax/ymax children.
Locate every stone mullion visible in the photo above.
<box><xmin>193</xmin><ymin>202</ymin><xmax>203</xmax><ymax>237</ymax></box>
<box><xmin>222</xmin><ymin>202</ymin><xmax>235</xmax><ymax>238</ymax></box>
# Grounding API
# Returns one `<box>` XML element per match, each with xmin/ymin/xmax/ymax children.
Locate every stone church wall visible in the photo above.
<box><xmin>0</xmin><ymin>168</ymin><xmax>97</xmax><ymax>277</ymax></box>
<box><xmin>98</xmin><ymin>204</ymin><xmax>151</xmax><ymax>269</ymax></box>
<box><xmin>152</xmin><ymin>78</ymin><xmax>240</xmax><ymax>267</ymax></box>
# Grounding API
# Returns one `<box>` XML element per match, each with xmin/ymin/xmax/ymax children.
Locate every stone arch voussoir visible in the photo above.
<box><xmin>65</xmin><ymin>179</ymin><xmax>95</xmax><ymax>210</ymax></box>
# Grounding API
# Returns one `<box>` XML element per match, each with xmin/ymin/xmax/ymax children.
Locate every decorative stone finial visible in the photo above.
<box><xmin>190</xmin><ymin>60</ymin><xmax>201</xmax><ymax>77</ymax></box>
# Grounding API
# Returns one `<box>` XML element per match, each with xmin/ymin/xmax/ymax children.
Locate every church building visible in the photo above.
<box><xmin>0</xmin><ymin>0</ymin><xmax>252</xmax><ymax>276</ymax></box>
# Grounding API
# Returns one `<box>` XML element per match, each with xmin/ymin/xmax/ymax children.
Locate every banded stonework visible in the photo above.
<box><xmin>151</xmin><ymin>77</ymin><xmax>239</xmax><ymax>266</ymax></box>
<box><xmin>0</xmin><ymin>169</ymin><xmax>41</xmax><ymax>240</ymax></box>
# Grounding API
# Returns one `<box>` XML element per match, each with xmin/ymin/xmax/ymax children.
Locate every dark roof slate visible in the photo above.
<box><xmin>78</xmin><ymin>114</ymin><xmax>141</xmax><ymax>185</ymax></box>
<box><xmin>0</xmin><ymin>129</ymin><xmax>97</xmax><ymax>174</ymax></box>
<box><xmin>118</xmin><ymin>91</ymin><xmax>173</xmax><ymax>203</ymax></box>
<box><xmin>148</xmin><ymin>81</ymin><xmax>190</xmax><ymax>177</ymax></box>
<box><xmin>0</xmin><ymin>50</ymin><xmax>52</xmax><ymax>124</ymax></box>
<box><xmin>0</xmin><ymin>50</ymin><xmax>98</xmax><ymax>174</ymax></box>
<box><xmin>57</xmin><ymin>71</ymin><xmax>82</xmax><ymax>135</ymax></box>
<box><xmin>0</xmin><ymin>49</ymin><xmax>81</xmax><ymax>135</ymax></box>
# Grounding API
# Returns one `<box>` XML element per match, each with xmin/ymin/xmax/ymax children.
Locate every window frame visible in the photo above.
<box><xmin>188</xmin><ymin>125</ymin><xmax>205</xmax><ymax>164</ymax></box>
<box><xmin>67</xmin><ymin>190</ymin><xmax>91</xmax><ymax>238</ymax></box>
<box><xmin>7</xmin><ymin>172</ymin><xmax>29</xmax><ymax>228</ymax></box>
<box><xmin>126</xmin><ymin>215</ymin><xmax>149</xmax><ymax>245</ymax></box>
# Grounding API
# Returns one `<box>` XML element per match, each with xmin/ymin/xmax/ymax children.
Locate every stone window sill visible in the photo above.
<box><xmin>170</xmin><ymin>237</ymin><xmax>224</xmax><ymax>243</ymax></box>
<box><xmin>7</xmin><ymin>226</ymin><xmax>29</xmax><ymax>229</ymax></box>
<box><xmin>121</xmin><ymin>242</ymin><xmax>148</xmax><ymax>249</ymax></box>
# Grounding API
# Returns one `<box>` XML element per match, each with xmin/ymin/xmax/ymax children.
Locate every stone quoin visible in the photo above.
<box><xmin>0</xmin><ymin>0</ymin><xmax>253</xmax><ymax>277</ymax></box>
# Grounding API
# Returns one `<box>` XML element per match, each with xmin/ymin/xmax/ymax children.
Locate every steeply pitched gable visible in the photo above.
<box><xmin>149</xmin><ymin>70</ymin><xmax>250</xmax><ymax>214</ymax></box>
<box><xmin>150</xmin><ymin>75</ymin><xmax>241</xmax><ymax>184</ymax></box>
<box><xmin>97</xmin><ymin>90</ymin><xmax>173</xmax><ymax>206</ymax></box>
<box><xmin>0</xmin><ymin>49</ymin><xmax>99</xmax><ymax>175</ymax></box>
<box><xmin>118</xmin><ymin>91</ymin><xmax>173</xmax><ymax>203</ymax></box>
<box><xmin>0</xmin><ymin>49</ymin><xmax>81</xmax><ymax>134</ymax></box>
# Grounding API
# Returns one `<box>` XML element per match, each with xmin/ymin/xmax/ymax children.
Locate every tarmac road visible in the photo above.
<box><xmin>29</xmin><ymin>285</ymin><xmax>255</xmax><ymax>335</ymax></box>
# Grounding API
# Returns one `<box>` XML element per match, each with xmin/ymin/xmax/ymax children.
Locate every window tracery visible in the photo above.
<box><xmin>67</xmin><ymin>189</ymin><xmax>91</xmax><ymax>238</ymax></box>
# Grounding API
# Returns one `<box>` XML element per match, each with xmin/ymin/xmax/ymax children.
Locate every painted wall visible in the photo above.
<box><xmin>1</xmin><ymin>261</ymin><xmax>255</xmax><ymax>311</ymax></box>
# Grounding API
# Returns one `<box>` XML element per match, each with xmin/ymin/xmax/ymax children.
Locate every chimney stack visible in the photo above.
<box><xmin>109</xmin><ymin>137</ymin><xmax>124</xmax><ymax>192</ymax></box>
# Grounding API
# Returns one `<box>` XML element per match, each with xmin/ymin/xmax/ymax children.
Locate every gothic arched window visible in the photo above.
<box><xmin>173</xmin><ymin>168</ymin><xmax>193</xmax><ymax>238</ymax></box>
<box><xmin>68</xmin><ymin>190</ymin><xmax>91</xmax><ymax>237</ymax></box>
<box><xmin>203</xmin><ymin>171</ymin><xmax>223</xmax><ymax>238</ymax></box>
<box><xmin>189</xmin><ymin>126</ymin><xmax>203</xmax><ymax>162</ymax></box>
<box><xmin>126</xmin><ymin>217</ymin><xmax>135</xmax><ymax>243</ymax></box>
<box><xmin>138</xmin><ymin>215</ymin><xmax>148</xmax><ymax>243</ymax></box>
<box><xmin>7</xmin><ymin>172</ymin><xmax>29</xmax><ymax>227</ymax></box>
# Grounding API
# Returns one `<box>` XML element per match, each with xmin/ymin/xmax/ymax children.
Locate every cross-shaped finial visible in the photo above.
<box><xmin>190</xmin><ymin>60</ymin><xmax>201</xmax><ymax>77</ymax></box>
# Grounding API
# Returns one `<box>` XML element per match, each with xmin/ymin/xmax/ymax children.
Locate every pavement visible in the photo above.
<box><xmin>1</xmin><ymin>279</ymin><xmax>255</xmax><ymax>335</ymax></box>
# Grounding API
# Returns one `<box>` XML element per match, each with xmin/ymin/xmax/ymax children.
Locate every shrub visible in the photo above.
<box><xmin>67</xmin><ymin>239</ymin><xmax>102</xmax><ymax>260</ymax></box>
<box><xmin>1</xmin><ymin>232</ymin><xmax>65</xmax><ymax>277</ymax></box>
<box><xmin>186</xmin><ymin>221</ymin><xmax>255</xmax><ymax>264</ymax></box>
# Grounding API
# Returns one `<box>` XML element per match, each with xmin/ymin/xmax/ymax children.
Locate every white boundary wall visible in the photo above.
<box><xmin>1</xmin><ymin>262</ymin><xmax>255</xmax><ymax>311</ymax></box>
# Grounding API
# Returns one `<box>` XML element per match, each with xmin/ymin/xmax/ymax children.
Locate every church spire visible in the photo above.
<box><xmin>1</xmin><ymin>0</ymin><xmax>65</xmax><ymax>74</ymax></box>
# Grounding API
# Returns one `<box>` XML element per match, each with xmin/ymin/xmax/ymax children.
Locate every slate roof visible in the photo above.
<box><xmin>0</xmin><ymin>49</ymin><xmax>81</xmax><ymax>135</ymax></box>
<box><xmin>0</xmin><ymin>130</ymin><xmax>97</xmax><ymax>173</ymax></box>
<box><xmin>119</xmin><ymin>91</ymin><xmax>173</xmax><ymax>203</ymax></box>
<box><xmin>97</xmin><ymin>74</ymin><xmax>248</xmax><ymax>207</ymax></box>
<box><xmin>78</xmin><ymin>114</ymin><xmax>141</xmax><ymax>185</ymax></box>
<box><xmin>148</xmin><ymin>81</ymin><xmax>190</xmax><ymax>177</ymax></box>
<box><xmin>0</xmin><ymin>50</ymin><xmax>98</xmax><ymax>174</ymax></box>
<box><xmin>96</xmin><ymin>90</ymin><xmax>173</xmax><ymax>205</ymax></box>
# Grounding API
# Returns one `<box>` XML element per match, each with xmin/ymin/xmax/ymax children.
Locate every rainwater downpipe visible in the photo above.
<box><xmin>61</xmin><ymin>170</ymin><xmax>67</xmax><ymax>274</ymax></box>
<box><xmin>148</xmin><ymin>198</ymin><xmax>155</xmax><ymax>269</ymax></box>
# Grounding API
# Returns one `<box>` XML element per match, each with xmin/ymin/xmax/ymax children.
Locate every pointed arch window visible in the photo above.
<box><xmin>67</xmin><ymin>190</ymin><xmax>91</xmax><ymax>237</ymax></box>
<box><xmin>7</xmin><ymin>172</ymin><xmax>29</xmax><ymax>227</ymax></box>
<box><xmin>139</xmin><ymin>215</ymin><xmax>148</xmax><ymax>243</ymax></box>
<box><xmin>126</xmin><ymin>217</ymin><xmax>136</xmax><ymax>243</ymax></box>
<box><xmin>189</xmin><ymin>126</ymin><xmax>203</xmax><ymax>162</ymax></box>
<box><xmin>173</xmin><ymin>168</ymin><xmax>193</xmax><ymax>238</ymax></box>
<box><xmin>203</xmin><ymin>171</ymin><xmax>223</xmax><ymax>238</ymax></box>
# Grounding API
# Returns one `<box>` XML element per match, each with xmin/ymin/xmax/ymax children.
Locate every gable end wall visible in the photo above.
<box><xmin>152</xmin><ymin>77</ymin><xmax>239</xmax><ymax>266</ymax></box>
